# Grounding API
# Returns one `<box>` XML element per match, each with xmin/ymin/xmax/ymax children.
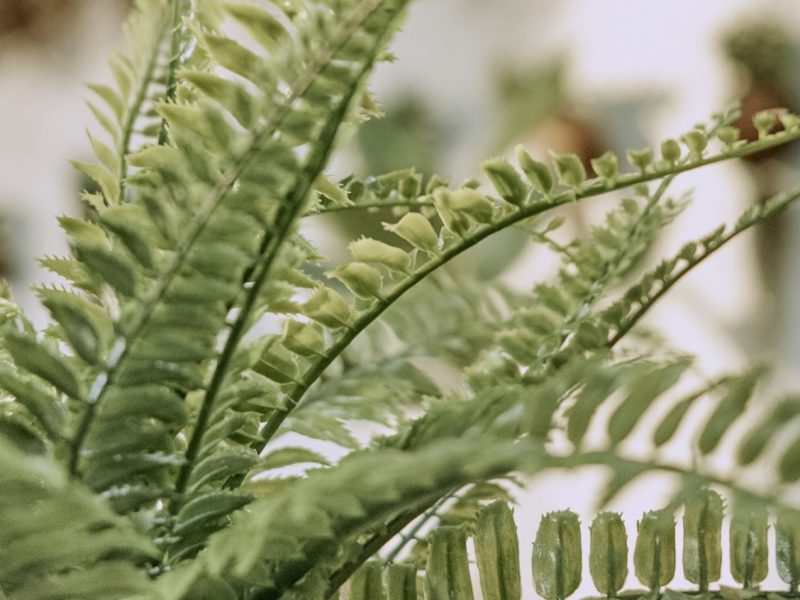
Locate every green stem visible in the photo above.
<box><xmin>308</xmin><ymin>199</ymin><xmax>434</xmax><ymax>214</ymax></box>
<box><xmin>537</xmin><ymin>172</ymin><xmax>676</xmax><ymax>374</ymax></box>
<box><xmin>559</xmin><ymin>451</ymin><xmax>776</xmax><ymax>505</ymax></box>
<box><xmin>325</xmin><ymin>498</ymin><xmax>438</xmax><ymax>598</ymax></box>
<box><xmin>383</xmin><ymin>487</ymin><xmax>458</xmax><ymax>564</ymax></box>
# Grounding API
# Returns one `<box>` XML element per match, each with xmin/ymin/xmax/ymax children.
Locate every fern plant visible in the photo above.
<box><xmin>2</xmin><ymin>1</ymin><xmax>800</xmax><ymax>599</ymax></box>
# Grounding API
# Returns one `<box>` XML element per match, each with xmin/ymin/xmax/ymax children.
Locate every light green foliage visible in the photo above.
<box><xmin>2</xmin><ymin>1</ymin><xmax>800</xmax><ymax>599</ymax></box>
<box><xmin>0</xmin><ymin>438</ymin><xmax>157</xmax><ymax>599</ymax></box>
<box><xmin>517</xmin><ymin>145</ymin><xmax>555</xmax><ymax>195</ymax></box>
<box><xmin>383</xmin><ymin>212</ymin><xmax>439</xmax><ymax>255</ymax></box>
<box><xmin>661</xmin><ymin>138</ymin><xmax>682</xmax><ymax>164</ymax></box>
<box><xmin>591</xmin><ymin>151</ymin><xmax>620</xmax><ymax>183</ymax></box>
<box><xmin>627</xmin><ymin>147</ymin><xmax>653</xmax><ymax>173</ymax></box>
<box><xmin>482</xmin><ymin>156</ymin><xmax>530</xmax><ymax>205</ymax></box>
<box><xmin>549</xmin><ymin>150</ymin><xmax>587</xmax><ymax>188</ymax></box>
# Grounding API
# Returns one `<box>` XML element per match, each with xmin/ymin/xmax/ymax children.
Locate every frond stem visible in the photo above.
<box><xmin>383</xmin><ymin>486</ymin><xmax>459</xmax><ymax>563</ymax></box>
<box><xmin>324</xmin><ymin>497</ymin><xmax>441</xmax><ymax>597</ymax></box>
<box><xmin>308</xmin><ymin>199</ymin><xmax>434</xmax><ymax>214</ymax></box>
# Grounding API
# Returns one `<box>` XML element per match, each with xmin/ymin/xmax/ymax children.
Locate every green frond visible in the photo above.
<box><xmin>605</xmin><ymin>183</ymin><xmax>800</xmax><ymax>347</ymax></box>
<box><xmin>36</xmin><ymin>0</ymin><xmax>414</xmax><ymax>516</ymax></box>
<box><xmin>0</xmin><ymin>437</ymin><xmax>158</xmax><ymax>599</ymax></box>
<box><xmin>316</xmin><ymin>490</ymin><xmax>800</xmax><ymax>600</ymax></box>
<box><xmin>165</xmin><ymin>437</ymin><xmax>539</xmax><ymax>599</ymax></box>
<box><xmin>81</xmin><ymin>0</ymin><xmax>176</xmax><ymax>206</ymax></box>
<box><xmin>7</xmin><ymin>1</ymin><xmax>800</xmax><ymax>598</ymax></box>
<box><xmin>493</xmin><ymin>185</ymin><xmax>688</xmax><ymax>380</ymax></box>
<box><xmin>167</xmin><ymin>0</ymin><xmax>416</xmax><ymax>505</ymax></box>
<box><xmin>249</xmin><ymin>108</ymin><xmax>800</xmax><ymax>475</ymax></box>
<box><xmin>308</xmin><ymin>169</ymin><xmax>427</xmax><ymax>214</ymax></box>
<box><xmin>281</xmin><ymin>276</ymin><xmax>510</xmax><ymax>440</ymax></box>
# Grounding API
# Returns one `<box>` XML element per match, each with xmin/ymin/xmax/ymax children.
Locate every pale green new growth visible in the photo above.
<box><xmin>2</xmin><ymin>1</ymin><xmax>800</xmax><ymax>599</ymax></box>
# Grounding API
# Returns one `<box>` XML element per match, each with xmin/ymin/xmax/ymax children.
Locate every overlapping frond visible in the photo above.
<box><xmin>74</xmin><ymin>0</ymin><xmax>177</xmax><ymax>208</ymax></box>
<box><xmin>550</xmin><ymin>353</ymin><xmax>800</xmax><ymax>512</ymax></box>
<box><xmin>247</xmin><ymin>106</ymin><xmax>800</xmax><ymax>463</ymax></box>
<box><xmin>604</xmin><ymin>182</ymin><xmax>800</xmax><ymax>346</ymax></box>
<box><xmin>277</xmin><ymin>275</ymin><xmax>512</xmax><ymax>447</ymax></box>
<box><xmin>488</xmin><ymin>185</ymin><xmax>687</xmax><ymax>383</ymax></box>
<box><xmin>0</xmin><ymin>438</ymin><xmax>158</xmax><ymax>600</ymax></box>
<box><xmin>4</xmin><ymin>1</ymin><xmax>800</xmax><ymax>598</ymax></box>
<box><xmin>61</xmin><ymin>0</ymin><xmax>412</xmax><ymax>495</ymax></box>
<box><xmin>2</xmin><ymin>0</ymin><xmax>416</xmax><ymax>562</ymax></box>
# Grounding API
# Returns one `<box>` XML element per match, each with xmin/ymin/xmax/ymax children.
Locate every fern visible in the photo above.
<box><xmin>0</xmin><ymin>436</ymin><xmax>158</xmax><ymax>599</ymax></box>
<box><xmin>3</xmin><ymin>2</ymin><xmax>800</xmax><ymax>599</ymax></box>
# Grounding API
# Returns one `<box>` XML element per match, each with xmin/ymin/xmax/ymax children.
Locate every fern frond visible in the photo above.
<box><xmin>158</xmin><ymin>436</ymin><xmax>541</xmax><ymax>599</ymax></box>
<box><xmin>492</xmin><ymin>183</ymin><xmax>688</xmax><ymax>383</ymax></box>
<box><xmin>41</xmin><ymin>0</ymin><xmax>413</xmax><ymax>508</ymax></box>
<box><xmin>7</xmin><ymin>0</ymin><xmax>800</xmax><ymax>596</ymax></box>
<box><xmin>76</xmin><ymin>0</ymin><xmax>179</xmax><ymax>207</ymax></box>
<box><xmin>170</xmin><ymin>0</ymin><xmax>416</xmax><ymax>516</ymax></box>
<box><xmin>250</xmin><ymin>111</ymin><xmax>800</xmax><ymax>459</ymax></box>
<box><xmin>605</xmin><ymin>182</ymin><xmax>800</xmax><ymax>347</ymax></box>
<box><xmin>306</xmin><ymin>168</ymin><xmax>430</xmax><ymax>214</ymax></box>
<box><xmin>0</xmin><ymin>437</ymin><xmax>158</xmax><ymax>599</ymax></box>
<box><xmin>554</xmin><ymin>355</ymin><xmax>800</xmax><ymax>511</ymax></box>
<box><xmin>282</xmin><ymin>276</ymin><xmax>511</xmax><ymax>444</ymax></box>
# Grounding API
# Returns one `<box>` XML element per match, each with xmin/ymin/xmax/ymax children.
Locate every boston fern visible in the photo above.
<box><xmin>3</xmin><ymin>1</ymin><xmax>800</xmax><ymax>599</ymax></box>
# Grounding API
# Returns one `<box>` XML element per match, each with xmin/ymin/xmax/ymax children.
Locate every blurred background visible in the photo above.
<box><xmin>2</xmin><ymin>0</ymin><xmax>800</xmax><ymax>596</ymax></box>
